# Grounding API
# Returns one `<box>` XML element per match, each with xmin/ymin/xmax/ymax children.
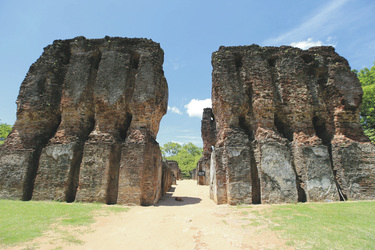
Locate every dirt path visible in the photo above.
<box><xmin>13</xmin><ymin>180</ymin><xmax>291</xmax><ymax>249</ymax></box>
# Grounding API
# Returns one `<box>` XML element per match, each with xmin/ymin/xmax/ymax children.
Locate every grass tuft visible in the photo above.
<box><xmin>262</xmin><ymin>201</ymin><xmax>375</xmax><ymax>249</ymax></box>
<box><xmin>0</xmin><ymin>200</ymin><xmax>130</xmax><ymax>246</ymax></box>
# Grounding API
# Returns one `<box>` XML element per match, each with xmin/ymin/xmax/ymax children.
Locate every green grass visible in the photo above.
<box><xmin>0</xmin><ymin>200</ymin><xmax>130</xmax><ymax>246</ymax></box>
<box><xmin>253</xmin><ymin>201</ymin><xmax>375</xmax><ymax>249</ymax></box>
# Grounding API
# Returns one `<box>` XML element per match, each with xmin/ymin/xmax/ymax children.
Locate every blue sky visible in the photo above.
<box><xmin>1</xmin><ymin>0</ymin><xmax>374</xmax><ymax>147</ymax></box>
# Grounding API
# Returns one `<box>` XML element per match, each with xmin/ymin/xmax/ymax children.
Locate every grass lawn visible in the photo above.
<box><xmin>239</xmin><ymin>201</ymin><xmax>375</xmax><ymax>249</ymax></box>
<box><xmin>0</xmin><ymin>200</ymin><xmax>129</xmax><ymax>247</ymax></box>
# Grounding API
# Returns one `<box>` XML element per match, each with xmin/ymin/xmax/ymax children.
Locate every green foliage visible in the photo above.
<box><xmin>364</xmin><ymin>128</ymin><xmax>375</xmax><ymax>143</ymax></box>
<box><xmin>354</xmin><ymin>62</ymin><xmax>375</xmax><ymax>86</ymax></box>
<box><xmin>361</xmin><ymin>84</ymin><xmax>375</xmax><ymax>141</ymax></box>
<box><xmin>0</xmin><ymin>122</ymin><xmax>12</xmax><ymax>145</ymax></box>
<box><xmin>0</xmin><ymin>200</ymin><xmax>129</xmax><ymax>246</ymax></box>
<box><xmin>161</xmin><ymin>142</ymin><xmax>203</xmax><ymax>178</ymax></box>
<box><xmin>355</xmin><ymin>62</ymin><xmax>375</xmax><ymax>143</ymax></box>
<box><xmin>160</xmin><ymin>141</ymin><xmax>182</xmax><ymax>157</ymax></box>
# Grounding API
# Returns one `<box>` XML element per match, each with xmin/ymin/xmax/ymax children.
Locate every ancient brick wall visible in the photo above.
<box><xmin>210</xmin><ymin>45</ymin><xmax>375</xmax><ymax>204</ymax></box>
<box><xmin>0</xmin><ymin>36</ymin><xmax>168</xmax><ymax>205</ymax></box>
<box><xmin>190</xmin><ymin>168</ymin><xmax>197</xmax><ymax>180</ymax></box>
<box><xmin>197</xmin><ymin>108</ymin><xmax>216</xmax><ymax>185</ymax></box>
<box><xmin>166</xmin><ymin>160</ymin><xmax>181</xmax><ymax>184</ymax></box>
<box><xmin>161</xmin><ymin>161</ymin><xmax>173</xmax><ymax>195</ymax></box>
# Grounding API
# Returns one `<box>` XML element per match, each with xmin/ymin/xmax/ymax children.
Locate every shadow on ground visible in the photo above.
<box><xmin>156</xmin><ymin>187</ymin><xmax>202</xmax><ymax>206</ymax></box>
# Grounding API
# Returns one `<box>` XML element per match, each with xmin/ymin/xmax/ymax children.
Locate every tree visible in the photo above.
<box><xmin>0</xmin><ymin>122</ymin><xmax>12</xmax><ymax>145</ymax></box>
<box><xmin>355</xmin><ymin>62</ymin><xmax>375</xmax><ymax>143</ymax></box>
<box><xmin>161</xmin><ymin>142</ymin><xmax>203</xmax><ymax>178</ymax></box>
<box><xmin>181</xmin><ymin>142</ymin><xmax>202</xmax><ymax>157</ymax></box>
<box><xmin>353</xmin><ymin>62</ymin><xmax>375</xmax><ymax>86</ymax></box>
<box><xmin>160</xmin><ymin>142</ymin><xmax>182</xmax><ymax>157</ymax></box>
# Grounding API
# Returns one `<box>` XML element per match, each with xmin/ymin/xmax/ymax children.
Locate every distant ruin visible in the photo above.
<box><xmin>0</xmin><ymin>36</ymin><xmax>170</xmax><ymax>205</ymax></box>
<box><xmin>161</xmin><ymin>161</ymin><xmax>173</xmax><ymax>195</ymax></box>
<box><xmin>209</xmin><ymin>45</ymin><xmax>375</xmax><ymax>204</ymax></box>
<box><xmin>196</xmin><ymin>108</ymin><xmax>216</xmax><ymax>185</ymax></box>
<box><xmin>166</xmin><ymin>160</ymin><xmax>181</xmax><ymax>184</ymax></box>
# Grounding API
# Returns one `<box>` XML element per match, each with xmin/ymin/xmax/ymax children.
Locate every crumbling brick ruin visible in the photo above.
<box><xmin>0</xmin><ymin>36</ymin><xmax>169</xmax><ymax>205</ymax></box>
<box><xmin>210</xmin><ymin>45</ymin><xmax>375</xmax><ymax>205</ymax></box>
<box><xmin>1</xmin><ymin>37</ymin><xmax>374</xmax><ymax>206</ymax></box>
<box><xmin>196</xmin><ymin>108</ymin><xmax>216</xmax><ymax>185</ymax></box>
<box><xmin>161</xmin><ymin>161</ymin><xmax>173</xmax><ymax>195</ymax></box>
<box><xmin>190</xmin><ymin>168</ymin><xmax>197</xmax><ymax>180</ymax></box>
<box><xmin>166</xmin><ymin>160</ymin><xmax>181</xmax><ymax>184</ymax></box>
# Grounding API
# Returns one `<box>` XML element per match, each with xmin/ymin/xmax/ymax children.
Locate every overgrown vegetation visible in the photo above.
<box><xmin>238</xmin><ymin>201</ymin><xmax>375</xmax><ymax>249</ymax></box>
<box><xmin>354</xmin><ymin>62</ymin><xmax>375</xmax><ymax>142</ymax></box>
<box><xmin>0</xmin><ymin>200</ymin><xmax>129</xmax><ymax>246</ymax></box>
<box><xmin>161</xmin><ymin>142</ymin><xmax>202</xmax><ymax>178</ymax></box>
<box><xmin>0</xmin><ymin>121</ymin><xmax>12</xmax><ymax>145</ymax></box>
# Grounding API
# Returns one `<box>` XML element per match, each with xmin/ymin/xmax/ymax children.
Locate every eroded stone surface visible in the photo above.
<box><xmin>210</xmin><ymin>45</ymin><xmax>375</xmax><ymax>204</ymax></box>
<box><xmin>0</xmin><ymin>36</ymin><xmax>168</xmax><ymax>205</ymax></box>
<box><xmin>166</xmin><ymin>160</ymin><xmax>181</xmax><ymax>184</ymax></box>
<box><xmin>197</xmin><ymin>108</ymin><xmax>215</xmax><ymax>185</ymax></box>
<box><xmin>161</xmin><ymin>161</ymin><xmax>173</xmax><ymax>195</ymax></box>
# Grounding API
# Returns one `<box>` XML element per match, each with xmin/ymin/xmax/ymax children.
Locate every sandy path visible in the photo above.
<box><xmin>12</xmin><ymin>180</ymin><xmax>291</xmax><ymax>249</ymax></box>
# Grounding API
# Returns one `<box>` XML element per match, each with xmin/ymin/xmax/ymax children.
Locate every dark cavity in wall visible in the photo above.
<box><xmin>274</xmin><ymin>113</ymin><xmax>293</xmax><ymax>141</ymax></box>
<box><xmin>119</xmin><ymin>113</ymin><xmax>133</xmax><ymax>141</ymax></box>
<box><xmin>312</xmin><ymin>116</ymin><xmax>347</xmax><ymax>201</ymax></box>
<box><xmin>234</xmin><ymin>53</ymin><xmax>243</xmax><ymax>70</ymax></box>
<box><xmin>106</xmin><ymin>143</ymin><xmax>122</xmax><ymax>204</ymax></box>
<box><xmin>22</xmin><ymin>146</ymin><xmax>46</xmax><ymax>201</ymax></box>
<box><xmin>238</xmin><ymin>115</ymin><xmax>261</xmax><ymax>204</ymax></box>
<box><xmin>131</xmin><ymin>52</ymin><xmax>140</xmax><ymax>70</ymax></box>
<box><xmin>65</xmin><ymin>116</ymin><xmax>96</xmax><ymax>203</ymax></box>
<box><xmin>106</xmin><ymin>112</ymin><xmax>132</xmax><ymax>204</ymax></box>
<box><xmin>312</xmin><ymin>116</ymin><xmax>332</xmax><ymax>145</ymax></box>
<box><xmin>23</xmin><ymin>116</ymin><xmax>62</xmax><ymax>201</ymax></box>
<box><xmin>268</xmin><ymin>57</ymin><xmax>277</xmax><ymax>67</ymax></box>
<box><xmin>294</xmin><ymin>159</ymin><xmax>307</xmax><ymax>203</ymax></box>
<box><xmin>301</xmin><ymin>54</ymin><xmax>313</xmax><ymax>64</ymax></box>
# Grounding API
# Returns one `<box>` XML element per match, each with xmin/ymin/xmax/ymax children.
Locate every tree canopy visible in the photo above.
<box><xmin>161</xmin><ymin>142</ymin><xmax>203</xmax><ymax>178</ymax></box>
<box><xmin>160</xmin><ymin>142</ymin><xmax>182</xmax><ymax>157</ymax></box>
<box><xmin>0</xmin><ymin>122</ymin><xmax>12</xmax><ymax>145</ymax></box>
<box><xmin>355</xmin><ymin>62</ymin><xmax>375</xmax><ymax>142</ymax></box>
<box><xmin>353</xmin><ymin>63</ymin><xmax>375</xmax><ymax>86</ymax></box>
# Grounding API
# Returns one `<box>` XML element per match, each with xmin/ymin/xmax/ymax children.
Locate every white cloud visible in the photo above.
<box><xmin>264</xmin><ymin>0</ymin><xmax>349</xmax><ymax>45</ymax></box>
<box><xmin>177</xmin><ymin>135</ymin><xmax>200</xmax><ymax>139</ymax></box>
<box><xmin>178</xmin><ymin>129</ymin><xmax>191</xmax><ymax>133</ymax></box>
<box><xmin>166</xmin><ymin>59</ymin><xmax>185</xmax><ymax>70</ymax></box>
<box><xmin>291</xmin><ymin>38</ymin><xmax>323</xmax><ymax>50</ymax></box>
<box><xmin>168</xmin><ymin>106</ymin><xmax>182</xmax><ymax>115</ymax></box>
<box><xmin>290</xmin><ymin>38</ymin><xmax>336</xmax><ymax>50</ymax></box>
<box><xmin>184</xmin><ymin>98</ymin><xmax>211</xmax><ymax>118</ymax></box>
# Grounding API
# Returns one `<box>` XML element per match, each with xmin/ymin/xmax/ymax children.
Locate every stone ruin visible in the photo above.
<box><xmin>1</xmin><ymin>37</ymin><xmax>374</xmax><ymax>206</ymax></box>
<box><xmin>190</xmin><ymin>168</ymin><xmax>197</xmax><ymax>180</ymax></box>
<box><xmin>196</xmin><ymin>108</ymin><xmax>216</xmax><ymax>185</ymax></box>
<box><xmin>208</xmin><ymin>45</ymin><xmax>375</xmax><ymax>204</ymax></box>
<box><xmin>161</xmin><ymin>161</ymin><xmax>173</xmax><ymax>195</ymax></box>
<box><xmin>0</xmin><ymin>36</ymin><xmax>171</xmax><ymax>205</ymax></box>
<box><xmin>166</xmin><ymin>160</ymin><xmax>181</xmax><ymax>184</ymax></box>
